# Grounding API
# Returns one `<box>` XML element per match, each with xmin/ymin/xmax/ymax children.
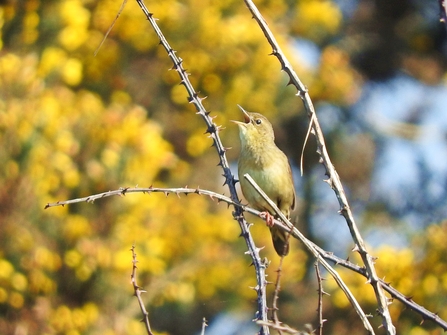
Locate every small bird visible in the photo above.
<box><xmin>232</xmin><ymin>105</ymin><xmax>296</xmax><ymax>256</ymax></box>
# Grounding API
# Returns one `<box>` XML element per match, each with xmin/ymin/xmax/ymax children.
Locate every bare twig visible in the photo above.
<box><xmin>133</xmin><ymin>1</ymin><xmax>269</xmax><ymax>333</ymax></box>
<box><xmin>242</xmin><ymin>1</ymin><xmax>395</xmax><ymax>333</ymax></box>
<box><xmin>271</xmin><ymin>253</ymin><xmax>286</xmax><ymax>334</ymax></box>
<box><xmin>130</xmin><ymin>245</ymin><xmax>153</xmax><ymax>335</ymax></box>
<box><xmin>201</xmin><ymin>317</ymin><xmax>208</xmax><ymax>335</ymax></box>
<box><xmin>94</xmin><ymin>0</ymin><xmax>128</xmax><ymax>56</ymax></box>
<box><xmin>257</xmin><ymin>320</ymin><xmax>300</xmax><ymax>334</ymax></box>
<box><xmin>45</xmin><ymin>186</ymin><xmax>240</xmax><ymax>209</ymax></box>
<box><xmin>314</xmin><ymin>261</ymin><xmax>327</xmax><ymax>335</ymax></box>
<box><xmin>439</xmin><ymin>0</ymin><xmax>447</xmax><ymax>29</ymax></box>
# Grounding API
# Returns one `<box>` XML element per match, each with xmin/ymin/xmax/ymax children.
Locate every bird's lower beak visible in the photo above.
<box><xmin>230</xmin><ymin>120</ymin><xmax>245</xmax><ymax>127</ymax></box>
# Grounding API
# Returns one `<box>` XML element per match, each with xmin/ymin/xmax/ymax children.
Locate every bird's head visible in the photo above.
<box><xmin>231</xmin><ymin>105</ymin><xmax>275</xmax><ymax>148</ymax></box>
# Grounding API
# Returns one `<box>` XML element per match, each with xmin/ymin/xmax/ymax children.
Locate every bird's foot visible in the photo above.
<box><xmin>260</xmin><ymin>211</ymin><xmax>275</xmax><ymax>227</ymax></box>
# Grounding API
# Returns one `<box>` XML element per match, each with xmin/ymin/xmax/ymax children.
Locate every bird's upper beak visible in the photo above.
<box><xmin>230</xmin><ymin>105</ymin><xmax>251</xmax><ymax>127</ymax></box>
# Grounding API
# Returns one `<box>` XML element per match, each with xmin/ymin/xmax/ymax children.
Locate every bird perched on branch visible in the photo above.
<box><xmin>232</xmin><ymin>105</ymin><xmax>296</xmax><ymax>256</ymax></box>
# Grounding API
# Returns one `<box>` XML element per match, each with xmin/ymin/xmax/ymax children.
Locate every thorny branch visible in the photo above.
<box><xmin>243</xmin><ymin>0</ymin><xmax>395</xmax><ymax>333</ymax></box>
<box><xmin>314</xmin><ymin>262</ymin><xmax>326</xmax><ymax>335</ymax></box>
<box><xmin>46</xmin><ymin>186</ymin><xmax>447</xmax><ymax>331</ymax></box>
<box><xmin>271</xmin><ymin>253</ymin><xmax>287</xmax><ymax>334</ymax></box>
<box><xmin>439</xmin><ymin>0</ymin><xmax>447</xmax><ymax>29</ymax></box>
<box><xmin>131</xmin><ymin>245</ymin><xmax>153</xmax><ymax>335</ymax></box>
<box><xmin>134</xmin><ymin>1</ymin><xmax>269</xmax><ymax>333</ymax></box>
<box><xmin>201</xmin><ymin>318</ymin><xmax>208</xmax><ymax>335</ymax></box>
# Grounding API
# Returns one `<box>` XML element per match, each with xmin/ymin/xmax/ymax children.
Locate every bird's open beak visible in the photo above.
<box><xmin>230</xmin><ymin>105</ymin><xmax>251</xmax><ymax>126</ymax></box>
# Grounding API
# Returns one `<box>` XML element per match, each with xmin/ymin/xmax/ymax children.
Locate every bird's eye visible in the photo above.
<box><xmin>255</xmin><ymin>119</ymin><xmax>262</xmax><ymax>125</ymax></box>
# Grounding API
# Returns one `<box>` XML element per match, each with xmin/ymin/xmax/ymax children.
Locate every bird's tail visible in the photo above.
<box><xmin>270</xmin><ymin>225</ymin><xmax>290</xmax><ymax>256</ymax></box>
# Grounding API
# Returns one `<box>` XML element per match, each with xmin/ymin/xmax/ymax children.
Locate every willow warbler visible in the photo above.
<box><xmin>232</xmin><ymin>105</ymin><xmax>296</xmax><ymax>256</ymax></box>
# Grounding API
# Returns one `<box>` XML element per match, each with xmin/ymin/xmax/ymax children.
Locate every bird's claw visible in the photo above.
<box><xmin>260</xmin><ymin>211</ymin><xmax>275</xmax><ymax>227</ymax></box>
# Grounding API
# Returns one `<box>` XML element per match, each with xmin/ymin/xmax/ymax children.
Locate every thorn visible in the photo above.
<box><xmin>204</xmin><ymin>124</ymin><xmax>216</xmax><ymax>134</ymax></box>
<box><xmin>351</xmin><ymin>244</ymin><xmax>360</xmax><ymax>252</ymax></box>
<box><xmin>295</xmin><ymin>90</ymin><xmax>304</xmax><ymax>99</ymax></box>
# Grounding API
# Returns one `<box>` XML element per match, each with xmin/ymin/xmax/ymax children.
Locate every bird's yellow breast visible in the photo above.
<box><xmin>238</xmin><ymin>145</ymin><xmax>294</xmax><ymax>216</ymax></box>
